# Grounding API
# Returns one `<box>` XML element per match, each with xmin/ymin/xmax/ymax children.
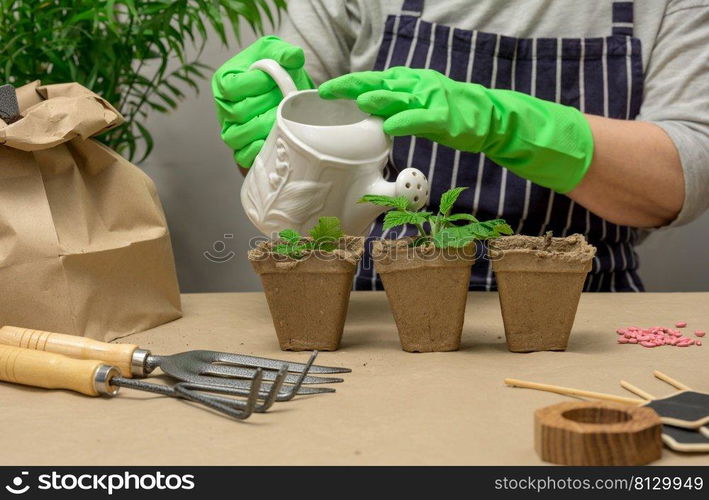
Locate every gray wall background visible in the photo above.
<box><xmin>141</xmin><ymin>27</ymin><xmax>708</xmax><ymax>293</ymax></box>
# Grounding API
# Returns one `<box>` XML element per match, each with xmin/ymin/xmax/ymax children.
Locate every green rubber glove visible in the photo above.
<box><xmin>319</xmin><ymin>67</ymin><xmax>593</xmax><ymax>193</ymax></box>
<box><xmin>212</xmin><ymin>36</ymin><xmax>314</xmax><ymax>167</ymax></box>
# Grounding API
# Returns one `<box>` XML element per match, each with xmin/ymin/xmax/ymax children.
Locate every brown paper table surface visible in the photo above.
<box><xmin>2</xmin><ymin>292</ymin><xmax>708</xmax><ymax>466</ymax></box>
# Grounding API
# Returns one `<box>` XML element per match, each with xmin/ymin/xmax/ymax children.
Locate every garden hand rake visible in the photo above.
<box><xmin>0</xmin><ymin>326</ymin><xmax>348</xmax><ymax>397</ymax></box>
<box><xmin>0</xmin><ymin>345</ymin><xmax>287</xmax><ymax>420</ymax></box>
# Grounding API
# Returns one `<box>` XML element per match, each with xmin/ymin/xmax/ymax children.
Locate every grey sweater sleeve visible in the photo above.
<box><xmin>636</xmin><ymin>1</ymin><xmax>709</xmax><ymax>227</ymax></box>
<box><xmin>276</xmin><ymin>0</ymin><xmax>360</xmax><ymax>84</ymax></box>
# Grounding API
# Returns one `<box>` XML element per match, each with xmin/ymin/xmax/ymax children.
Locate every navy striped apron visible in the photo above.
<box><xmin>355</xmin><ymin>0</ymin><xmax>645</xmax><ymax>292</ymax></box>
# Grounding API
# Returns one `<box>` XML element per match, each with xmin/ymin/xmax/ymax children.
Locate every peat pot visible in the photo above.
<box><xmin>489</xmin><ymin>233</ymin><xmax>596</xmax><ymax>352</ymax></box>
<box><xmin>373</xmin><ymin>239</ymin><xmax>475</xmax><ymax>352</ymax></box>
<box><xmin>249</xmin><ymin>236</ymin><xmax>364</xmax><ymax>351</ymax></box>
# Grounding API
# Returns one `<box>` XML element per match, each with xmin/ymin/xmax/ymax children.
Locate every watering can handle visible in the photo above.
<box><xmin>249</xmin><ymin>59</ymin><xmax>299</xmax><ymax>98</ymax></box>
<box><xmin>0</xmin><ymin>326</ymin><xmax>139</xmax><ymax>378</ymax></box>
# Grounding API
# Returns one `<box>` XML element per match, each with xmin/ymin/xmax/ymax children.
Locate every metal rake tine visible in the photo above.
<box><xmin>174</xmin><ymin>366</ymin><xmax>288</xmax><ymax>413</ymax></box>
<box><xmin>209</xmin><ymin>351</ymin><xmax>351</xmax><ymax>374</ymax></box>
<box><xmin>238</xmin><ymin>368</ymin><xmax>261</xmax><ymax>417</ymax></box>
<box><xmin>177</xmin><ymin>352</ymin><xmax>333</xmax><ymax>400</ymax></box>
<box><xmin>201</xmin><ymin>363</ymin><xmax>344</xmax><ymax>385</ymax></box>
<box><xmin>114</xmin><ymin>377</ymin><xmax>260</xmax><ymax>419</ymax></box>
<box><xmin>255</xmin><ymin>365</ymin><xmax>287</xmax><ymax>411</ymax></box>
<box><xmin>114</xmin><ymin>377</ymin><xmax>179</xmax><ymax>397</ymax></box>
<box><xmin>175</xmin><ymin>369</ymin><xmax>262</xmax><ymax>420</ymax></box>
<box><xmin>172</xmin><ymin>373</ymin><xmax>336</xmax><ymax>397</ymax></box>
<box><xmin>275</xmin><ymin>351</ymin><xmax>324</xmax><ymax>402</ymax></box>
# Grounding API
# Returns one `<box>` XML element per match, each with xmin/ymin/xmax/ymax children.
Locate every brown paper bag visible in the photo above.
<box><xmin>0</xmin><ymin>81</ymin><xmax>181</xmax><ymax>341</ymax></box>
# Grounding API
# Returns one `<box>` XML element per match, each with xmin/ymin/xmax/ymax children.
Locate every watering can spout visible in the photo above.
<box><xmin>339</xmin><ymin>167</ymin><xmax>430</xmax><ymax>236</ymax></box>
<box><xmin>366</xmin><ymin>167</ymin><xmax>430</xmax><ymax>210</ymax></box>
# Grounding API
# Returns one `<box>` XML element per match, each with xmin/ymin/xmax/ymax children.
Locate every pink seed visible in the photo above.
<box><xmin>615</xmin><ymin>323</ymin><xmax>705</xmax><ymax>349</ymax></box>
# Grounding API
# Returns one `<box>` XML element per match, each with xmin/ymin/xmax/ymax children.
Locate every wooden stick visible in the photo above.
<box><xmin>620</xmin><ymin>380</ymin><xmax>655</xmax><ymax>400</ymax></box>
<box><xmin>653</xmin><ymin>370</ymin><xmax>691</xmax><ymax>391</ymax></box>
<box><xmin>504</xmin><ymin>378</ymin><xmax>645</xmax><ymax>405</ymax></box>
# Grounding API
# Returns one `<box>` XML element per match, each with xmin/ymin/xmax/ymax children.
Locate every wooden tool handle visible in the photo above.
<box><xmin>0</xmin><ymin>345</ymin><xmax>106</xmax><ymax>396</ymax></box>
<box><xmin>504</xmin><ymin>378</ymin><xmax>645</xmax><ymax>405</ymax></box>
<box><xmin>0</xmin><ymin>326</ymin><xmax>138</xmax><ymax>377</ymax></box>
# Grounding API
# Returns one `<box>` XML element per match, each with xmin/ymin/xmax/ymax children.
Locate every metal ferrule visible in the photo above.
<box><xmin>130</xmin><ymin>348</ymin><xmax>151</xmax><ymax>377</ymax></box>
<box><xmin>93</xmin><ymin>365</ymin><xmax>121</xmax><ymax>396</ymax></box>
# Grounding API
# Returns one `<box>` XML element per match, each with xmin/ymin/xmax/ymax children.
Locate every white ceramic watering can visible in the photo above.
<box><xmin>240</xmin><ymin>59</ymin><xmax>429</xmax><ymax>237</ymax></box>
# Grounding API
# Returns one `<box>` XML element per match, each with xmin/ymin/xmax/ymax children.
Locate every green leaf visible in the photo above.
<box><xmin>309</xmin><ymin>216</ymin><xmax>343</xmax><ymax>247</ymax></box>
<box><xmin>443</xmin><ymin>213</ymin><xmax>478</xmax><ymax>223</ymax></box>
<box><xmin>358</xmin><ymin>194</ymin><xmax>410</xmax><ymax>211</ymax></box>
<box><xmin>278</xmin><ymin>229</ymin><xmax>301</xmax><ymax>244</ymax></box>
<box><xmin>438</xmin><ymin>187</ymin><xmax>467</xmax><ymax>216</ymax></box>
<box><xmin>135</xmin><ymin>122</ymin><xmax>154</xmax><ymax>163</ymax></box>
<box><xmin>383</xmin><ymin>210</ymin><xmax>433</xmax><ymax>230</ymax></box>
<box><xmin>432</xmin><ymin>226</ymin><xmax>477</xmax><ymax>248</ymax></box>
<box><xmin>493</xmin><ymin>222</ymin><xmax>514</xmax><ymax>235</ymax></box>
<box><xmin>272</xmin><ymin>218</ymin><xmax>344</xmax><ymax>257</ymax></box>
<box><xmin>475</xmin><ymin>219</ymin><xmax>514</xmax><ymax>236</ymax></box>
<box><xmin>318</xmin><ymin>241</ymin><xmax>338</xmax><ymax>252</ymax></box>
<box><xmin>432</xmin><ymin>217</ymin><xmax>514</xmax><ymax>247</ymax></box>
<box><xmin>466</xmin><ymin>223</ymin><xmax>497</xmax><ymax>239</ymax></box>
<box><xmin>146</xmin><ymin>100</ymin><xmax>168</xmax><ymax>113</ymax></box>
<box><xmin>272</xmin><ymin>243</ymin><xmax>308</xmax><ymax>259</ymax></box>
<box><xmin>156</xmin><ymin>90</ymin><xmax>178</xmax><ymax>109</ymax></box>
<box><xmin>465</xmin><ymin>220</ymin><xmax>514</xmax><ymax>239</ymax></box>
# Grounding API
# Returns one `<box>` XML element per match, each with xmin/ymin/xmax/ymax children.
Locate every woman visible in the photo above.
<box><xmin>212</xmin><ymin>0</ymin><xmax>709</xmax><ymax>291</ymax></box>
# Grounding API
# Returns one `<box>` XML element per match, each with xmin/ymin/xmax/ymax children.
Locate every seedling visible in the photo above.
<box><xmin>359</xmin><ymin>187</ymin><xmax>513</xmax><ymax>248</ymax></box>
<box><xmin>272</xmin><ymin>216</ymin><xmax>344</xmax><ymax>259</ymax></box>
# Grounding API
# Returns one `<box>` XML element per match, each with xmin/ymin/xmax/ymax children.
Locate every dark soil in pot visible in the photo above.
<box><xmin>372</xmin><ymin>238</ymin><xmax>475</xmax><ymax>352</ymax></box>
<box><xmin>249</xmin><ymin>236</ymin><xmax>364</xmax><ymax>351</ymax></box>
<box><xmin>489</xmin><ymin>233</ymin><xmax>596</xmax><ymax>352</ymax></box>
